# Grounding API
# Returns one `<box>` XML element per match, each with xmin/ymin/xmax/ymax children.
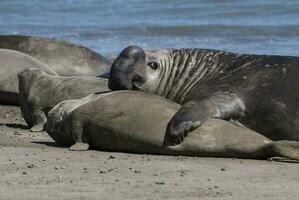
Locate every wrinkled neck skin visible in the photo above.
<box><xmin>150</xmin><ymin>48</ymin><xmax>227</xmax><ymax>104</ymax></box>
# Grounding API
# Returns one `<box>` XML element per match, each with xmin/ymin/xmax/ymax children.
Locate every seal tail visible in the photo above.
<box><xmin>267</xmin><ymin>140</ymin><xmax>299</xmax><ymax>162</ymax></box>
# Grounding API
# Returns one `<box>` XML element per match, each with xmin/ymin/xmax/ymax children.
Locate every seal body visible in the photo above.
<box><xmin>108</xmin><ymin>46</ymin><xmax>299</xmax><ymax>144</ymax></box>
<box><xmin>18</xmin><ymin>68</ymin><xmax>110</xmax><ymax>131</ymax></box>
<box><xmin>0</xmin><ymin>49</ymin><xmax>57</xmax><ymax>105</ymax></box>
<box><xmin>45</xmin><ymin>90</ymin><xmax>299</xmax><ymax>160</ymax></box>
<box><xmin>0</xmin><ymin>35</ymin><xmax>111</xmax><ymax>76</ymax></box>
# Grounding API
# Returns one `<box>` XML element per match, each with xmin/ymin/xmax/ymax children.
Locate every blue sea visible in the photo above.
<box><xmin>1</xmin><ymin>0</ymin><xmax>299</xmax><ymax>57</ymax></box>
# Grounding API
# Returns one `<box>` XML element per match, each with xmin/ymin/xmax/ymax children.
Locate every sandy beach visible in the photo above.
<box><xmin>0</xmin><ymin>105</ymin><xmax>298</xmax><ymax>200</ymax></box>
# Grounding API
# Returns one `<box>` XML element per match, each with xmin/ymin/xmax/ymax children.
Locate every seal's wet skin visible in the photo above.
<box><xmin>0</xmin><ymin>35</ymin><xmax>111</xmax><ymax>76</ymax></box>
<box><xmin>109</xmin><ymin>46</ymin><xmax>299</xmax><ymax>145</ymax></box>
<box><xmin>18</xmin><ymin>68</ymin><xmax>110</xmax><ymax>132</ymax></box>
<box><xmin>45</xmin><ymin>91</ymin><xmax>299</xmax><ymax>161</ymax></box>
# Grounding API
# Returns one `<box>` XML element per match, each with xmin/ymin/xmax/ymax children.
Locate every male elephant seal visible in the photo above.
<box><xmin>108</xmin><ymin>46</ymin><xmax>299</xmax><ymax>145</ymax></box>
<box><xmin>45</xmin><ymin>91</ymin><xmax>299</xmax><ymax>161</ymax></box>
<box><xmin>18</xmin><ymin>68</ymin><xmax>110</xmax><ymax>132</ymax></box>
<box><xmin>0</xmin><ymin>35</ymin><xmax>111</xmax><ymax>76</ymax></box>
<box><xmin>0</xmin><ymin>49</ymin><xmax>57</xmax><ymax>105</ymax></box>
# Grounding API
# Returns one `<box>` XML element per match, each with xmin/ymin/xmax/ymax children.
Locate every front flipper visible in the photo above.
<box><xmin>166</xmin><ymin>92</ymin><xmax>245</xmax><ymax>145</ymax></box>
<box><xmin>30</xmin><ymin>109</ymin><xmax>47</xmax><ymax>132</ymax></box>
<box><xmin>68</xmin><ymin>114</ymin><xmax>89</xmax><ymax>151</ymax></box>
<box><xmin>30</xmin><ymin>123</ymin><xmax>45</xmax><ymax>132</ymax></box>
<box><xmin>70</xmin><ymin>142</ymin><xmax>89</xmax><ymax>151</ymax></box>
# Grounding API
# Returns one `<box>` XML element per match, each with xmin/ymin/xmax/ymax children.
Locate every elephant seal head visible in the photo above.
<box><xmin>108</xmin><ymin>45</ymin><xmax>225</xmax><ymax>103</ymax></box>
<box><xmin>108</xmin><ymin>46</ymin><xmax>172</xmax><ymax>96</ymax></box>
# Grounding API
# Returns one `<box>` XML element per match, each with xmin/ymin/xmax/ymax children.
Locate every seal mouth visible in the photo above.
<box><xmin>132</xmin><ymin>82</ymin><xmax>141</xmax><ymax>90</ymax></box>
<box><xmin>131</xmin><ymin>75</ymin><xmax>144</xmax><ymax>90</ymax></box>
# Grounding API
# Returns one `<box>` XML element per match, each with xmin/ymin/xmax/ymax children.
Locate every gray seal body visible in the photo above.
<box><xmin>108</xmin><ymin>46</ymin><xmax>299</xmax><ymax>145</ymax></box>
<box><xmin>45</xmin><ymin>91</ymin><xmax>299</xmax><ymax>160</ymax></box>
<box><xmin>0</xmin><ymin>35</ymin><xmax>111</xmax><ymax>76</ymax></box>
<box><xmin>0</xmin><ymin>49</ymin><xmax>57</xmax><ymax>105</ymax></box>
<box><xmin>18</xmin><ymin>68</ymin><xmax>110</xmax><ymax>131</ymax></box>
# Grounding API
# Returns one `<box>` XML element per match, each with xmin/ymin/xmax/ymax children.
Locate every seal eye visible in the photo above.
<box><xmin>148</xmin><ymin>62</ymin><xmax>159</xmax><ymax>70</ymax></box>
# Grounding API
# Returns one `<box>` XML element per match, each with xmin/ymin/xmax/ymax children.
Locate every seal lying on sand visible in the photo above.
<box><xmin>0</xmin><ymin>49</ymin><xmax>58</xmax><ymax>105</ymax></box>
<box><xmin>0</xmin><ymin>35</ymin><xmax>111</xmax><ymax>76</ymax></box>
<box><xmin>108</xmin><ymin>46</ymin><xmax>299</xmax><ymax>145</ymax></box>
<box><xmin>45</xmin><ymin>91</ymin><xmax>299</xmax><ymax>161</ymax></box>
<box><xmin>18</xmin><ymin>68</ymin><xmax>110</xmax><ymax>132</ymax></box>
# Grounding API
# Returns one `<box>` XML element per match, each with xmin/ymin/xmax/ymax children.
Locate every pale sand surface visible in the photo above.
<box><xmin>0</xmin><ymin>105</ymin><xmax>298</xmax><ymax>200</ymax></box>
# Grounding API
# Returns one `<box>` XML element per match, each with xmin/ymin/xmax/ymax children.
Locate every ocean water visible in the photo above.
<box><xmin>1</xmin><ymin>0</ymin><xmax>299</xmax><ymax>57</ymax></box>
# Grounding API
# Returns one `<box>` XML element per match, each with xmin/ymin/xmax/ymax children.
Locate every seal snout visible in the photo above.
<box><xmin>108</xmin><ymin>45</ymin><xmax>145</xmax><ymax>91</ymax></box>
<box><xmin>108</xmin><ymin>75</ymin><xmax>132</xmax><ymax>90</ymax></box>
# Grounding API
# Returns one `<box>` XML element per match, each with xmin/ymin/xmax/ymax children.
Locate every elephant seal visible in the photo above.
<box><xmin>108</xmin><ymin>46</ymin><xmax>299</xmax><ymax>145</ymax></box>
<box><xmin>0</xmin><ymin>49</ymin><xmax>57</xmax><ymax>105</ymax></box>
<box><xmin>18</xmin><ymin>68</ymin><xmax>110</xmax><ymax>132</ymax></box>
<box><xmin>0</xmin><ymin>35</ymin><xmax>111</xmax><ymax>76</ymax></box>
<box><xmin>45</xmin><ymin>90</ymin><xmax>299</xmax><ymax>161</ymax></box>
